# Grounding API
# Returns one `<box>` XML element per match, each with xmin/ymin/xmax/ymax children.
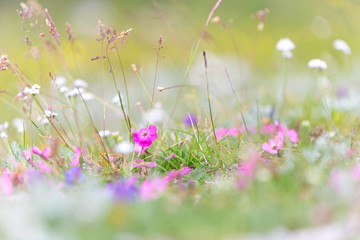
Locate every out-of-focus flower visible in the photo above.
<box><xmin>69</xmin><ymin>147</ymin><xmax>84</xmax><ymax>166</ymax></box>
<box><xmin>262</xmin><ymin>134</ymin><xmax>284</xmax><ymax>154</ymax></box>
<box><xmin>308</xmin><ymin>59</ymin><xmax>327</xmax><ymax>70</ymax></box>
<box><xmin>215</xmin><ymin>126</ymin><xmax>245</xmax><ymax>140</ymax></box>
<box><xmin>183</xmin><ymin>113</ymin><xmax>197</xmax><ymax>127</ymax></box>
<box><xmin>12</xmin><ymin>118</ymin><xmax>24</xmax><ymax>133</ymax></box>
<box><xmin>16</xmin><ymin>84</ymin><xmax>41</xmax><ymax>101</ymax></box>
<box><xmin>166</xmin><ymin>167</ymin><xmax>192</xmax><ymax>181</ymax></box>
<box><xmin>276</xmin><ymin>38</ymin><xmax>295</xmax><ymax>58</ymax></box>
<box><xmin>0</xmin><ymin>122</ymin><xmax>8</xmax><ymax>139</ymax></box>
<box><xmin>98</xmin><ymin>130</ymin><xmax>118</xmax><ymax>138</ymax></box>
<box><xmin>64</xmin><ymin>166</ymin><xmax>84</xmax><ymax>186</ymax></box>
<box><xmin>139</xmin><ymin>177</ymin><xmax>167</xmax><ymax>201</ymax></box>
<box><xmin>143</xmin><ymin>102</ymin><xmax>166</xmax><ymax>124</ymax></box>
<box><xmin>73</xmin><ymin>79</ymin><xmax>88</xmax><ymax>89</ymax></box>
<box><xmin>132</xmin><ymin>159</ymin><xmax>156</xmax><ymax>174</ymax></box>
<box><xmin>115</xmin><ymin>141</ymin><xmax>134</xmax><ymax>154</ymax></box>
<box><xmin>0</xmin><ymin>172</ymin><xmax>13</xmax><ymax>195</ymax></box>
<box><xmin>44</xmin><ymin>110</ymin><xmax>57</xmax><ymax>118</ymax></box>
<box><xmin>32</xmin><ymin>146</ymin><xmax>51</xmax><ymax>160</ymax></box>
<box><xmin>0</xmin><ymin>55</ymin><xmax>9</xmax><ymax>71</ymax></box>
<box><xmin>54</xmin><ymin>76</ymin><xmax>66</xmax><ymax>88</ymax></box>
<box><xmin>107</xmin><ymin>178</ymin><xmax>138</xmax><ymax>202</ymax></box>
<box><xmin>333</xmin><ymin>39</ymin><xmax>351</xmax><ymax>55</ymax></box>
<box><xmin>252</xmin><ymin>8</ymin><xmax>270</xmax><ymax>31</ymax></box>
<box><xmin>133</xmin><ymin>125</ymin><xmax>158</xmax><ymax>148</ymax></box>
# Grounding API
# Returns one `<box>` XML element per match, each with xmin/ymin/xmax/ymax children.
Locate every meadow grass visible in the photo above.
<box><xmin>0</xmin><ymin>1</ymin><xmax>359</xmax><ymax>239</ymax></box>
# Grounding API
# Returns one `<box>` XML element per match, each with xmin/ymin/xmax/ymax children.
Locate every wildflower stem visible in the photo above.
<box><xmin>152</xmin><ymin>37</ymin><xmax>162</xmax><ymax>106</ymax></box>
<box><xmin>115</xmin><ymin>48</ymin><xmax>132</xmax><ymax>141</ymax></box>
<box><xmin>203</xmin><ymin>51</ymin><xmax>218</xmax><ymax>146</ymax></box>
<box><xmin>105</xmin><ymin>43</ymin><xmax>131</xmax><ymax>141</ymax></box>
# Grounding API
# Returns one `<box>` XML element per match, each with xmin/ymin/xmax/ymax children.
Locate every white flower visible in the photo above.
<box><xmin>99</xmin><ymin>130</ymin><xmax>118</xmax><ymax>138</ymax></box>
<box><xmin>73</xmin><ymin>79</ymin><xmax>88</xmax><ymax>89</ymax></box>
<box><xmin>65</xmin><ymin>88</ymin><xmax>85</xmax><ymax>97</ymax></box>
<box><xmin>115</xmin><ymin>141</ymin><xmax>134</xmax><ymax>154</ymax></box>
<box><xmin>276</xmin><ymin>38</ymin><xmax>295</xmax><ymax>58</ymax></box>
<box><xmin>333</xmin><ymin>39</ymin><xmax>351</xmax><ymax>55</ymax></box>
<box><xmin>308</xmin><ymin>59</ymin><xmax>327</xmax><ymax>70</ymax></box>
<box><xmin>112</xmin><ymin>94</ymin><xmax>125</xmax><ymax>106</ymax></box>
<box><xmin>143</xmin><ymin>102</ymin><xmax>166</xmax><ymax>124</ymax></box>
<box><xmin>12</xmin><ymin>118</ymin><xmax>24</xmax><ymax>133</ymax></box>
<box><xmin>59</xmin><ymin>86</ymin><xmax>69</xmax><ymax>93</ymax></box>
<box><xmin>37</xmin><ymin>116</ymin><xmax>49</xmax><ymax>125</ymax></box>
<box><xmin>29</xmin><ymin>84</ymin><xmax>40</xmax><ymax>95</ymax></box>
<box><xmin>54</xmin><ymin>76</ymin><xmax>66</xmax><ymax>88</ymax></box>
<box><xmin>44</xmin><ymin>110</ymin><xmax>57</xmax><ymax>118</ymax></box>
<box><xmin>0</xmin><ymin>122</ymin><xmax>8</xmax><ymax>139</ymax></box>
<box><xmin>81</xmin><ymin>92</ymin><xmax>94</xmax><ymax>101</ymax></box>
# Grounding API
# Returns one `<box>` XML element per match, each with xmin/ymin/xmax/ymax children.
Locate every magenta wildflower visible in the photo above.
<box><xmin>262</xmin><ymin>134</ymin><xmax>284</xmax><ymax>154</ymax></box>
<box><xmin>69</xmin><ymin>147</ymin><xmax>84</xmax><ymax>166</ymax></box>
<box><xmin>133</xmin><ymin>125</ymin><xmax>158</xmax><ymax>147</ymax></box>
<box><xmin>32</xmin><ymin>146</ymin><xmax>51</xmax><ymax>159</ymax></box>
<box><xmin>215</xmin><ymin>127</ymin><xmax>244</xmax><ymax>140</ymax></box>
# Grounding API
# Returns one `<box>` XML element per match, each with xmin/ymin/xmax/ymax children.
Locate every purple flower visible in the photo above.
<box><xmin>133</xmin><ymin>125</ymin><xmax>158</xmax><ymax>148</ymax></box>
<box><xmin>183</xmin><ymin>113</ymin><xmax>197</xmax><ymax>127</ymax></box>
<box><xmin>64</xmin><ymin>166</ymin><xmax>84</xmax><ymax>186</ymax></box>
<box><xmin>107</xmin><ymin>178</ymin><xmax>138</xmax><ymax>202</ymax></box>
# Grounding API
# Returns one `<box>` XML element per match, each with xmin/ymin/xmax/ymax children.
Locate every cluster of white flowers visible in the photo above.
<box><xmin>54</xmin><ymin>77</ymin><xmax>93</xmax><ymax>101</ymax></box>
<box><xmin>275</xmin><ymin>38</ymin><xmax>351</xmax><ymax>71</ymax></box>
<box><xmin>0</xmin><ymin>122</ymin><xmax>8</xmax><ymax>139</ymax></box>
<box><xmin>276</xmin><ymin>38</ymin><xmax>295</xmax><ymax>58</ymax></box>
<box><xmin>98</xmin><ymin>130</ymin><xmax>119</xmax><ymax>138</ymax></box>
<box><xmin>0</xmin><ymin>55</ymin><xmax>9</xmax><ymax>71</ymax></box>
<box><xmin>17</xmin><ymin>84</ymin><xmax>41</xmax><ymax>101</ymax></box>
<box><xmin>44</xmin><ymin>110</ymin><xmax>58</xmax><ymax>118</ymax></box>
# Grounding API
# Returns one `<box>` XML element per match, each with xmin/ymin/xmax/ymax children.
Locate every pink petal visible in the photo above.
<box><xmin>22</xmin><ymin>150</ymin><xmax>32</xmax><ymax>161</ymax></box>
<box><xmin>32</xmin><ymin>146</ymin><xmax>42</xmax><ymax>155</ymax></box>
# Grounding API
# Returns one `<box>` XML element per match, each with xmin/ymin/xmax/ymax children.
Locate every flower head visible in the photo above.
<box><xmin>183</xmin><ymin>113</ymin><xmax>197</xmax><ymax>127</ymax></box>
<box><xmin>333</xmin><ymin>39</ymin><xmax>351</xmax><ymax>55</ymax></box>
<box><xmin>64</xmin><ymin>166</ymin><xmax>84</xmax><ymax>186</ymax></box>
<box><xmin>0</xmin><ymin>55</ymin><xmax>9</xmax><ymax>71</ymax></box>
<box><xmin>262</xmin><ymin>135</ymin><xmax>284</xmax><ymax>154</ymax></box>
<box><xmin>276</xmin><ymin>38</ymin><xmax>295</xmax><ymax>58</ymax></box>
<box><xmin>308</xmin><ymin>59</ymin><xmax>327</xmax><ymax>70</ymax></box>
<box><xmin>133</xmin><ymin>125</ymin><xmax>158</xmax><ymax>148</ymax></box>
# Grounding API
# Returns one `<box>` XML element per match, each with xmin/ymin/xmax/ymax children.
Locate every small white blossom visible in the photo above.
<box><xmin>12</xmin><ymin>118</ymin><xmax>24</xmax><ymax>133</ymax></box>
<box><xmin>0</xmin><ymin>122</ymin><xmax>8</xmax><ymax>139</ymax></box>
<box><xmin>44</xmin><ymin>110</ymin><xmax>57</xmax><ymax>118</ymax></box>
<box><xmin>112</xmin><ymin>94</ymin><xmax>125</xmax><ymax>106</ymax></box>
<box><xmin>59</xmin><ymin>86</ymin><xmax>69</xmax><ymax>93</ymax></box>
<box><xmin>276</xmin><ymin>38</ymin><xmax>295</xmax><ymax>58</ymax></box>
<box><xmin>333</xmin><ymin>39</ymin><xmax>351</xmax><ymax>55</ymax></box>
<box><xmin>37</xmin><ymin>116</ymin><xmax>49</xmax><ymax>125</ymax></box>
<box><xmin>54</xmin><ymin>76</ymin><xmax>66</xmax><ymax>88</ymax></box>
<box><xmin>115</xmin><ymin>141</ymin><xmax>134</xmax><ymax>154</ymax></box>
<box><xmin>73</xmin><ymin>79</ymin><xmax>88</xmax><ymax>89</ymax></box>
<box><xmin>81</xmin><ymin>92</ymin><xmax>94</xmax><ymax>101</ymax></box>
<box><xmin>308</xmin><ymin>59</ymin><xmax>328</xmax><ymax>70</ymax></box>
<box><xmin>99</xmin><ymin>130</ymin><xmax>119</xmax><ymax>138</ymax></box>
<box><xmin>143</xmin><ymin>102</ymin><xmax>166</xmax><ymax>124</ymax></box>
<box><xmin>65</xmin><ymin>88</ymin><xmax>85</xmax><ymax>97</ymax></box>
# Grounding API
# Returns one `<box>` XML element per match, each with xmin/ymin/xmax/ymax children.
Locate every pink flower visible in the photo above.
<box><xmin>262</xmin><ymin>135</ymin><xmax>284</xmax><ymax>154</ymax></box>
<box><xmin>278</xmin><ymin>124</ymin><xmax>299</xmax><ymax>143</ymax></box>
<box><xmin>37</xmin><ymin>161</ymin><xmax>52</xmax><ymax>173</ymax></box>
<box><xmin>132</xmin><ymin>159</ymin><xmax>156</xmax><ymax>174</ymax></box>
<box><xmin>166</xmin><ymin>167</ymin><xmax>192</xmax><ymax>181</ymax></box>
<box><xmin>133</xmin><ymin>125</ymin><xmax>158</xmax><ymax>147</ymax></box>
<box><xmin>32</xmin><ymin>146</ymin><xmax>51</xmax><ymax>159</ymax></box>
<box><xmin>215</xmin><ymin>127</ymin><xmax>244</xmax><ymax>140</ymax></box>
<box><xmin>139</xmin><ymin>177</ymin><xmax>168</xmax><ymax>201</ymax></box>
<box><xmin>0</xmin><ymin>173</ymin><xmax>13</xmax><ymax>196</ymax></box>
<box><xmin>69</xmin><ymin>147</ymin><xmax>84</xmax><ymax>166</ymax></box>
